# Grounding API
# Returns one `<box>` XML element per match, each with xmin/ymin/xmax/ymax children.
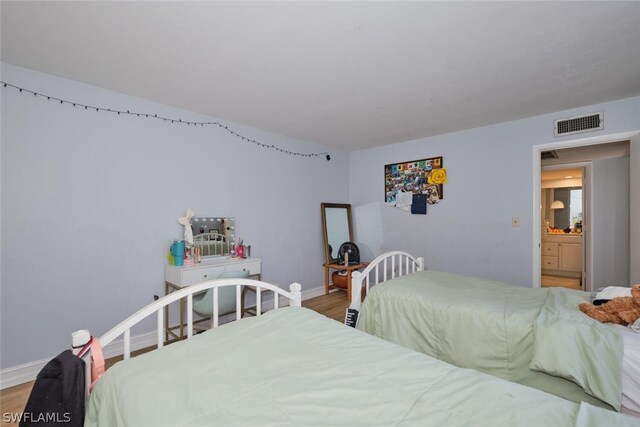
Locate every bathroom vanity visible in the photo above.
<box><xmin>541</xmin><ymin>233</ymin><xmax>582</xmax><ymax>288</ymax></box>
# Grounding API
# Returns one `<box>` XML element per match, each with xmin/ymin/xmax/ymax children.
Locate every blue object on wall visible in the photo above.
<box><xmin>411</xmin><ymin>194</ymin><xmax>427</xmax><ymax>215</ymax></box>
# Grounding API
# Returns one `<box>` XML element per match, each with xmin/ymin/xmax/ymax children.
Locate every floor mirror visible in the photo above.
<box><xmin>321</xmin><ymin>203</ymin><xmax>353</xmax><ymax>264</ymax></box>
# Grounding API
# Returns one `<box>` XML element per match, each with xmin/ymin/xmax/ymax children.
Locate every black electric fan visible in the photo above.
<box><xmin>337</xmin><ymin>242</ymin><xmax>360</xmax><ymax>265</ymax></box>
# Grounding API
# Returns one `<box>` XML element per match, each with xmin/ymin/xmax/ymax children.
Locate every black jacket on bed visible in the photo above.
<box><xmin>21</xmin><ymin>350</ymin><xmax>85</xmax><ymax>427</ymax></box>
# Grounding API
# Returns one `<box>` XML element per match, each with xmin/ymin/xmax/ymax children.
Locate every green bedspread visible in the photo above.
<box><xmin>85</xmin><ymin>307</ymin><xmax>638</xmax><ymax>426</ymax></box>
<box><xmin>356</xmin><ymin>270</ymin><xmax>624</xmax><ymax>410</ymax></box>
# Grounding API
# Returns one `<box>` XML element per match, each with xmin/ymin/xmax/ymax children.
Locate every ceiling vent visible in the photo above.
<box><xmin>554</xmin><ymin>112</ymin><xmax>603</xmax><ymax>137</ymax></box>
<box><xmin>541</xmin><ymin>150</ymin><xmax>558</xmax><ymax>160</ymax></box>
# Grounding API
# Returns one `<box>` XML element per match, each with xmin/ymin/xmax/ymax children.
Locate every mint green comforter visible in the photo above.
<box><xmin>356</xmin><ymin>270</ymin><xmax>624</xmax><ymax>410</ymax></box>
<box><xmin>85</xmin><ymin>307</ymin><xmax>639</xmax><ymax>426</ymax></box>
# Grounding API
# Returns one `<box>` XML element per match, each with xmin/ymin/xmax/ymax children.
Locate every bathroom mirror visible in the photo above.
<box><xmin>190</xmin><ymin>217</ymin><xmax>235</xmax><ymax>257</ymax></box>
<box><xmin>321</xmin><ymin>203</ymin><xmax>353</xmax><ymax>264</ymax></box>
<box><xmin>542</xmin><ymin>188</ymin><xmax>583</xmax><ymax>231</ymax></box>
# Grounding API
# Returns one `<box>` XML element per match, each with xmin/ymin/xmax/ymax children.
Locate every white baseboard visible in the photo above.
<box><xmin>0</xmin><ymin>285</ymin><xmax>328</xmax><ymax>389</ymax></box>
<box><xmin>0</xmin><ymin>330</ymin><xmax>158</xmax><ymax>390</ymax></box>
<box><xmin>0</xmin><ymin>358</ymin><xmax>51</xmax><ymax>390</ymax></box>
<box><xmin>302</xmin><ymin>285</ymin><xmax>332</xmax><ymax>300</ymax></box>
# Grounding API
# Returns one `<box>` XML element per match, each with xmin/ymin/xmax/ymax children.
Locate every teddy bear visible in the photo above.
<box><xmin>579</xmin><ymin>284</ymin><xmax>640</xmax><ymax>325</ymax></box>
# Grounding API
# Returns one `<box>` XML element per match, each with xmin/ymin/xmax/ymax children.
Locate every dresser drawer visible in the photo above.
<box><xmin>181</xmin><ymin>266</ymin><xmax>225</xmax><ymax>285</ymax></box>
<box><xmin>224</xmin><ymin>259</ymin><xmax>261</xmax><ymax>276</ymax></box>
<box><xmin>541</xmin><ymin>256</ymin><xmax>559</xmax><ymax>270</ymax></box>
<box><xmin>166</xmin><ymin>258</ymin><xmax>262</xmax><ymax>286</ymax></box>
<box><xmin>542</xmin><ymin>243</ymin><xmax>559</xmax><ymax>257</ymax></box>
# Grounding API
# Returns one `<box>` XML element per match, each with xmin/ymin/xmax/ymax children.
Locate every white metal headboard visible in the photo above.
<box><xmin>348</xmin><ymin>251</ymin><xmax>424</xmax><ymax>314</ymax></box>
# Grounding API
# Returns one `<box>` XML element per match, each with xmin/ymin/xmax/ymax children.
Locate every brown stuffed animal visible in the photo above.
<box><xmin>579</xmin><ymin>284</ymin><xmax>640</xmax><ymax>325</ymax></box>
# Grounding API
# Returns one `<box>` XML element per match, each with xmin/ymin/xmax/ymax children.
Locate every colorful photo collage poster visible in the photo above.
<box><xmin>384</xmin><ymin>156</ymin><xmax>447</xmax><ymax>211</ymax></box>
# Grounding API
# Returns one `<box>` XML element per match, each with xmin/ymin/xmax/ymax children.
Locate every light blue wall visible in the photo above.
<box><xmin>0</xmin><ymin>63</ymin><xmax>349</xmax><ymax>368</ymax></box>
<box><xmin>2</xmin><ymin>60</ymin><xmax>640</xmax><ymax>370</ymax></box>
<box><xmin>349</xmin><ymin>96</ymin><xmax>640</xmax><ymax>288</ymax></box>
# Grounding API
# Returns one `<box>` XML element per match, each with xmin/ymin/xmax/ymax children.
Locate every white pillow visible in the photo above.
<box><xmin>594</xmin><ymin>286</ymin><xmax>632</xmax><ymax>301</ymax></box>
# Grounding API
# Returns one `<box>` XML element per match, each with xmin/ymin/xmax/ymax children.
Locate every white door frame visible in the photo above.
<box><xmin>532</xmin><ymin>130</ymin><xmax>640</xmax><ymax>289</ymax></box>
<box><xmin>582</xmin><ymin>163</ymin><xmax>592</xmax><ymax>292</ymax></box>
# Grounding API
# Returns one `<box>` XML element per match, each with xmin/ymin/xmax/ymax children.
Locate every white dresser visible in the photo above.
<box><xmin>165</xmin><ymin>257</ymin><xmax>261</xmax><ymax>287</ymax></box>
<box><xmin>164</xmin><ymin>257</ymin><xmax>261</xmax><ymax>341</ymax></box>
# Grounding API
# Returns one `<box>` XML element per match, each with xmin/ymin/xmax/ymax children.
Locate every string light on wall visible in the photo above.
<box><xmin>1</xmin><ymin>81</ymin><xmax>331</xmax><ymax>160</ymax></box>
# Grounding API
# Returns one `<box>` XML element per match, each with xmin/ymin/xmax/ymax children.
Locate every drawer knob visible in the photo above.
<box><xmin>203</xmin><ymin>274</ymin><xmax>207</xmax><ymax>278</ymax></box>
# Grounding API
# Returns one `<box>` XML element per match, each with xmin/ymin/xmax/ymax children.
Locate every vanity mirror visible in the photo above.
<box><xmin>542</xmin><ymin>188</ymin><xmax>583</xmax><ymax>231</ymax></box>
<box><xmin>321</xmin><ymin>203</ymin><xmax>353</xmax><ymax>264</ymax></box>
<box><xmin>191</xmin><ymin>217</ymin><xmax>235</xmax><ymax>257</ymax></box>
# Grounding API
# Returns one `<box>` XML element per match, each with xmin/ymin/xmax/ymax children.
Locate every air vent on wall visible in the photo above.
<box><xmin>554</xmin><ymin>112</ymin><xmax>603</xmax><ymax>137</ymax></box>
<box><xmin>541</xmin><ymin>150</ymin><xmax>558</xmax><ymax>160</ymax></box>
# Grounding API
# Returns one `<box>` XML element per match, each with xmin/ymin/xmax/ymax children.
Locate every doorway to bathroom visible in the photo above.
<box><xmin>532</xmin><ymin>133</ymin><xmax>638</xmax><ymax>291</ymax></box>
<box><xmin>540</xmin><ymin>165</ymin><xmax>586</xmax><ymax>290</ymax></box>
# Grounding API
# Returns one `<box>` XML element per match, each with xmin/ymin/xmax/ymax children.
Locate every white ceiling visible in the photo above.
<box><xmin>541</xmin><ymin>168</ymin><xmax>583</xmax><ymax>181</ymax></box>
<box><xmin>2</xmin><ymin>1</ymin><xmax>640</xmax><ymax>152</ymax></box>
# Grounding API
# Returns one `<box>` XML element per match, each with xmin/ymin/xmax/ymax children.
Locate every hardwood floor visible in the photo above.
<box><xmin>541</xmin><ymin>274</ymin><xmax>582</xmax><ymax>290</ymax></box>
<box><xmin>303</xmin><ymin>289</ymin><xmax>350</xmax><ymax>322</ymax></box>
<box><xmin>0</xmin><ymin>290</ymin><xmax>350</xmax><ymax>426</ymax></box>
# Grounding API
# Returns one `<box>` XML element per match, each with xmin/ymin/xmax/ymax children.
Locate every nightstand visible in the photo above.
<box><xmin>323</xmin><ymin>262</ymin><xmax>368</xmax><ymax>301</ymax></box>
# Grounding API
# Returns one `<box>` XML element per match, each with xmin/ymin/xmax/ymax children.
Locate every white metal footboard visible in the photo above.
<box><xmin>345</xmin><ymin>251</ymin><xmax>423</xmax><ymax>324</ymax></box>
<box><xmin>73</xmin><ymin>279</ymin><xmax>302</xmax><ymax>396</ymax></box>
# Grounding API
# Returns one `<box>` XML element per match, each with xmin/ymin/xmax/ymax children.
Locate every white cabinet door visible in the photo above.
<box><xmin>559</xmin><ymin>244</ymin><xmax>582</xmax><ymax>272</ymax></box>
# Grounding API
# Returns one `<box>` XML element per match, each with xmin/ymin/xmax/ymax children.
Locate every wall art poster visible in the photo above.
<box><xmin>384</xmin><ymin>156</ymin><xmax>446</xmax><ymax>211</ymax></box>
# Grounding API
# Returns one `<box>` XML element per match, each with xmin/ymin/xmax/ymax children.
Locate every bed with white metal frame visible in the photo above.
<box><xmin>345</xmin><ymin>250</ymin><xmax>640</xmax><ymax>416</ymax></box>
<box><xmin>75</xmin><ymin>273</ymin><xmax>640</xmax><ymax>426</ymax></box>
<box><xmin>73</xmin><ymin>278</ymin><xmax>302</xmax><ymax>396</ymax></box>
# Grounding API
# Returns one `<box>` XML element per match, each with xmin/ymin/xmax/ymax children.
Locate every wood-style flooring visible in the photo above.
<box><xmin>0</xmin><ymin>290</ymin><xmax>349</xmax><ymax>426</ymax></box>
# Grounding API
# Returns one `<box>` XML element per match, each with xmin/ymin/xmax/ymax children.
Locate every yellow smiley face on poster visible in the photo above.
<box><xmin>428</xmin><ymin>168</ymin><xmax>447</xmax><ymax>184</ymax></box>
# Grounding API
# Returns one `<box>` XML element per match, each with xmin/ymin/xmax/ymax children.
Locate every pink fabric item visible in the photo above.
<box><xmin>90</xmin><ymin>339</ymin><xmax>105</xmax><ymax>391</ymax></box>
